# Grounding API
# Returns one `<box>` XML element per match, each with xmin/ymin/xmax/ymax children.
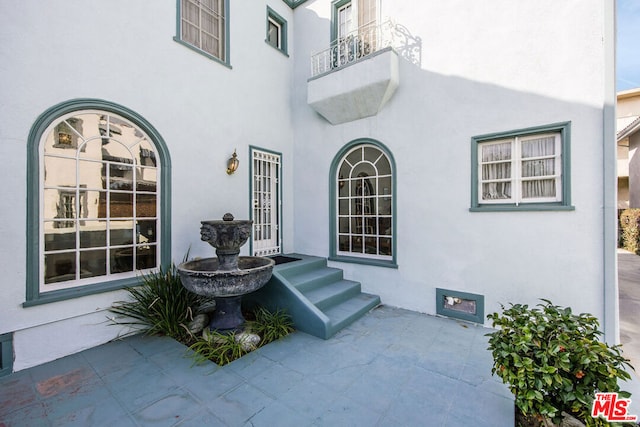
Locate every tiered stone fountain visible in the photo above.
<box><xmin>177</xmin><ymin>213</ymin><xmax>275</xmax><ymax>332</ymax></box>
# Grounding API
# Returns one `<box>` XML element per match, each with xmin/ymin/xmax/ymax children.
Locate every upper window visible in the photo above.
<box><xmin>330</xmin><ymin>140</ymin><xmax>396</xmax><ymax>268</ymax></box>
<box><xmin>26</xmin><ymin>100</ymin><xmax>171</xmax><ymax>306</ymax></box>
<box><xmin>175</xmin><ymin>0</ymin><xmax>229</xmax><ymax>65</ymax></box>
<box><xmin>266</xmin><ymin>7</ymin><xmax>288</xmax><ymax>55</ymax></box>
<box><xmin>470</xmin><ymin>122</ymin><xmax>573</xmax><ymax>211</ymax></box>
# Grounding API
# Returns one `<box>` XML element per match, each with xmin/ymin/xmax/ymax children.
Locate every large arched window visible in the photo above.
<box><xmin>330</xmin><ymin>139</ymin><xmax>396</xmax><ymax>267</ymax></box>
<box><xmin>25</xmin><ymin>99</ymin><xmax>171</xmax><ymax>306</ymax></box>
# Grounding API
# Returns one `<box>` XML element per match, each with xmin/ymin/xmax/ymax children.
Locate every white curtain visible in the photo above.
<box><xmin>521</xmin><ymin>136</ymin><xmax>556</xmax><ymax>199</ymax></box>
<box><xmin>481</xmin><ymin>142</ymin><xmax>512</xmax><ymax>200</ymax></box>
<box><xmin>181</xmin><ymin>0</ymin><xmax>200</xmax><ymax>47</ymax></box>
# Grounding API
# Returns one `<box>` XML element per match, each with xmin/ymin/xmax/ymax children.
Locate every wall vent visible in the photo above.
<box><xmin>436</xmin><ymin>288</ymin><xmax>484</xmax><ymax>324</ymax></box>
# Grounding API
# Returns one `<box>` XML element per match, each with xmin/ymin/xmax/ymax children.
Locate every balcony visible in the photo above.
<box><xmin>307</xmin><ymin>20</ymin><xmax>421</xmax><ymax>125</ymax></box>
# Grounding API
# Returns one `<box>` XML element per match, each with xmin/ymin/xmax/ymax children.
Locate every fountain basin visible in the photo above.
<box><xmin>177</xmin><ymin>256</ymin><xmax>275</xmax><ymax>298</ymax></box>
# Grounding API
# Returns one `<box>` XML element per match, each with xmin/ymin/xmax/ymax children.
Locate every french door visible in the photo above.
<box><xmin>250</xmin><ymin>148</ymin><xmax>281</xmax><ymax>256</ymax></box>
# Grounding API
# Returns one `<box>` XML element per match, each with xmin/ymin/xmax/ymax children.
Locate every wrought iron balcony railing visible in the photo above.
<box><xmin>310</xmin><ymin>20</ymin><xmax>421</xmax><ymax>78</ymax></box>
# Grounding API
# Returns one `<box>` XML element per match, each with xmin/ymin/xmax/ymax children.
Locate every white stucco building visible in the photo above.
<box><xmin>0</xmin><ymin>0</ymin><xmax>618</xmax><ymax>373</ymax></box>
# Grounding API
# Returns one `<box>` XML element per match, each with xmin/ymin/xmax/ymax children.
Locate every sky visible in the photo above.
<box><xmin>617</xmin><ymin>0</ymin><xmax>640</xmax><ymax>91</ymax></box>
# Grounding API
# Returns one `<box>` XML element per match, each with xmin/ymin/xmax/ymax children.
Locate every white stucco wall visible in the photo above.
<box><xmin>291</xmin><ymin>1</ymin><xmax>615</xmax><ymax>332</ymax></box>
<box><xmin>0</xmin><ymin>0</ymin><xmax>616</xmax><ymax>371</ymax></box>
<box><xmin>0</xmin><ymin>0</ymin><xmax>295</xmax><ymax>370</ymax></box>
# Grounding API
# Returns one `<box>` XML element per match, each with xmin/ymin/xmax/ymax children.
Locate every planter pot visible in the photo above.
<box><xmin>515</xmin><ymin>407</ymin><xmax>586</xmax><ymax>427</ymax></box>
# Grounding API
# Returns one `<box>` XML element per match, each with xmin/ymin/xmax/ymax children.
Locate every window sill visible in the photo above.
<box><xmin>470</xmin><ymin>203</ymin><xmax>575</xmax><ymax>212</ymax></box>
<box><xmin>329</xmin><ymin>255</ymin><xmax>398</xmax><ymax>269</ymax></box>
<box><xmin>23</xmin><ymin>277</ymin><xmax>139</xmax><ymax>307</ymax></box>
<box><xmin>173</xmin><ymin>38</ymin><xmax>232</xmax><ymax>69</ymax></box>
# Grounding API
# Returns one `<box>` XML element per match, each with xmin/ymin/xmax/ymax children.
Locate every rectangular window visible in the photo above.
<box><xmin>471</xmin><ymin>122</ymin><xmax>573</xmax><ymax>211</ymax></box>
<box><xmin>176</xmin><ymin>0</ymin><xmax>229</xmax><ymax>65</ymax></box>
<box><xmin>266</xmin><ymin>7</ymin><xmax>288</xmax><ymax>55</ymax></box>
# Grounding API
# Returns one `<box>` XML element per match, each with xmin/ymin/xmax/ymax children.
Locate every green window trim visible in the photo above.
<box><xmin>266</xmin><ymin>6</ymin><xmax>289</xmax><ymax>56</ymax></box>
<box><xmin>25</xmin><ymin>99</ymin><xmax>172</xmax><ymax>307</ymax></box>
<box><xmin>173</xmin><ymin>0</ymin><xmax>232</xmax><ymax>68</ymax></box>
<box><xmin>329</xmin><ymin>138</ymin><xmax>397</xmax><ymax>268</ymax></box>
<box><xmin>281</xmin><ymin>0</ymin><xmax>310</xmax><ymax>9</ymax></box>
<box><xmin>331</xmin><ymin>0</ymin><xmax>352</xmax><ymax>42</ymax></box>
<box><xmin>470</xmin><ymin>121</ymin><xmax>574</xmax><ymax>212</ymax></box>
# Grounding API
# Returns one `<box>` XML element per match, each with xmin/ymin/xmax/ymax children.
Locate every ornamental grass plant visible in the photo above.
<box><xmin>486</xmin><ymin>300</ymin><xmax>635</xmax><ymax>427</ymax></box>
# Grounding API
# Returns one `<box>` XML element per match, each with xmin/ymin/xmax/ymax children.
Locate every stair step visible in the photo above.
<box><xmin>325</xmin><ymin>293</ymin><xmax>381</xmax><ymax>336</ymax></box>
<box><xmin>286</xmin><ymin>267</ymin><xmax>344</xmax><ymax>292</ymax></box>
<box><xmin>275</xmin><ymin>255</ymin><xmax>327</xmax><ymax>277</ymax></box>
<box><xmin>303</xmin><ymin>279</ymin><xmax>361</xmax><ymax>310</ymax></box>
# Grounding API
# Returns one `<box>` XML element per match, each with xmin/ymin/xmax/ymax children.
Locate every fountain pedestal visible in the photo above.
<box><xmin>177</xmin><ymin>214</ymin><xmax>275</xmax><ymax>332</ymax></box>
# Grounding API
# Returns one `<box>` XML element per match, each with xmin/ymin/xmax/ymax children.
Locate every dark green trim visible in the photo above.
<box><xmin>436</xmin><ymin>288</ymin><xmax>484</xmax><ymax>324</ymax></box>
<box><xmin>25</xmin><ymin>98</ymin><xmax>172</xmax><ymax>306</ymax></box>
<box><xmin>329</xmin><ymin>138</ymin><xmax>397</xmax><ymax>268</ymax></box>
<box><xmin>174</xmin><ymin>0</ymin><xmax>232</xmax><ymax>68</ymax></box>
<box><xmin>331</xmin><ymin>0</ymin><xmax>352</xmax><ymax>42</ymax></box>
<box><xmin>266</xmin><ymin>7</ymin><xmax>289</xmax><ymax>56</ymax></box>
<box><xmin>281</xmin><ymin>0</ymin><xmax>310</xmax><ymax>9</ymax></box>
<box><xmin>248</xmin><ymin>146</ymin><xmax>283</xmax><ymax>256</ymax></box>
<box><xmin>470</xmin><ymin>121</ymin><xmax>573</xmax><ymax>211</ymax></box>
<box><xmin>0</xmin><ymin>333</ymin><xmax>12</xmax><ymax>377</ymax></box>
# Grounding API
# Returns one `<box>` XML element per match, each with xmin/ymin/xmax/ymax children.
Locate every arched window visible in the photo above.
<box><xmin>330</xmin><ymin>139</ymin><xmax>396</xmax><ymax>267</ymax></box>
<box><xmin>25</xmin><ymin>100</ymin><xmax>171</xmax><ymax>306</ymax></box>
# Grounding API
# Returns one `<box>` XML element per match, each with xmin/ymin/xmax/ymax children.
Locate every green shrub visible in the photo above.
<box><xmin>189</xmin><ymin>330</ymin><xmax>248</xmax><ymax>366</ymax></box>
<box><xmin>486</xmin><ymin>300</ymin><xmax>633</xmax><ymax>427</ymax></box>
<box><xmin>246</xmin><ymin>306</ymin><xmax>294</xmax><ymax>345</ymax></box>
<box><xmin>620</xmin><ymin>209</ymin><xmax>640</xmax><ymax>253</ymax></box>
<box><xmin>110</xmin><ymin>263</ymin><xmax>209</xmax><ymax>342</ymax></box>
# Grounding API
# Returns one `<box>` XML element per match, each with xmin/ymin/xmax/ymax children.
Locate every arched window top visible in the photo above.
<box><xmin>330</xmin><ymin>139</ymin><xmax>397</xmax><ymax>268</ymax></box>
<box><xmin>26</xmin><ymin>99</ymin><xmax>171</xmax><ymax>306</ymax></box>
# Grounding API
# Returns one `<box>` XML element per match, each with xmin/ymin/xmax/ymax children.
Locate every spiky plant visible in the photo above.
<box><xmin>110</xmin><ymin>263</ymin><xmax>209</xmax><ymax>342</ymax></box>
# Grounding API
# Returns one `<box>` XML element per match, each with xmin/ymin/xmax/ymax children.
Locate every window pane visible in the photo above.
<box><xmin>339</xmin><ymin>235</ymin><xmax>350</xmax><ymax>251</ymax></box>
<box><xmin>522</xmin><ymin>159</ymin><xmax>555</xmax><ymax>177</ymax></box>
<box><xmin>78</xmin><ymin>160</ymin><xmax>105</xmax><ymax>190</ymax></box>
<box><xmin>379</xmin><ymin>217</ymin><xmax>391</xmax><ymax>235</ymax></box>
<box><xmin>111</xmin><ymin>248</ymin><xmax>133</xmax><ymax>274</ymax></box>
<box><xmin>110</xmin><ymin>220</ymin><xmax>134</xmax><ymax>246</ymax></box>
<box><xmin>339</xmin><ymin>217</ymin><xmax>349</xmax><ymax>233</ymax></box>
<box><xmin>137</xmin><ymin>220</ymin><xmax>157</xmax><ymax>244</ymax></box>
<box><xmin>522</xmin><ymin>179</ymin><xmax>556</xmax><ymax>199</ymax></box>
<box><xmin>482</xmin><ymin>182</ymin><xmax>511</xmax><ymax>200</ymax></box>
<box><xmin>44</xmin><ymin>157</ymin><xmax>76</xmax><ymax>187</ymax></box>
<box><xmin>351</xmin><ymin>236</ymin><xmax>363</xmax><ymax>253</ymax></box>
<box><xmin>379</xmin><ymin>237</ymin><xmax>392</xmax><ymax>256</ymax></box>
<box><xmin>80</xmin><ymin>250</ymin><xmax>107</xmax><ymax>279</ymax></box>
<box><xmin>80</xmin><ymin>220</ymin><xmax>107</xmax><ymax>248</ymax></box>
<box><xmin>137</xmin><ymin>194</ymin><xmax>157</xmax><ymax>217</ymax></box>
<box><xmin>109</xmin><ymin>164</ymin><xmax>133</xmax><ymax>190</ymax></box>
<box><xmin>110</xmin><ymin>192</ymin><xmax>133</xmax><ymax>218</ymax></box>
<box><xmin>365</xmin><ymin>237</ymin><xmax>377</xmax><ymax>254</ymax></box>
<box><xmin>137</xmin><ymin>245</ymin><xmax>157</xmax><ymax>270</ymax></box>
<box><xmin>379</xmin><ymin>196</ymin><xmax>392</xmax><ymax>215</ymax></box>
<box><xmin>44</xmin><ymin>222</ymin><xmax>76</xmax><ymax>251</ymax></box>
<box><xmin>44</xmin><ymin>252</ymin><xmax>76</xmax><ymax>284</ymax></box>
<box><xmin>521</xmin><ymin>136</ymin><xmax>555</xmax><ymax>158</ymax></box>
<box><xmin>482</xmin><ymin>142</ymin><xmax>512</xmax><ymax>161</ymax></box>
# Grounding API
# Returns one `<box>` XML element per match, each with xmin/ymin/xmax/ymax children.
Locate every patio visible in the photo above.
<box><xmin>1</xmin><ymin>306</ymin><xmax>516</xmax><ymax>426</ymax></box>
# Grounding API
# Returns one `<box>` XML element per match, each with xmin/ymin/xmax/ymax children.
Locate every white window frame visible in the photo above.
<box><xmin>267</xmin><ymin>17</ymin><xmax>282</xmax><ymax>49</ymax></box>
<box><xmin>177</xmin><ymin>0</ymin><xmax>227</xmax><ymax>63</ymax></box>
<box><xmin>478</xmin><ymin>133</ymin><xmax>562</xmax><ymax>206</ymax></box>
<box><xmin>39</xmin><ymin>111</ymin><xmax>160</xmax><ymax>293</ymax></box>
<box><xmin>335</xmin><ymin>144</ymin><xmax>393</xmax><ymax>261</ymax></box>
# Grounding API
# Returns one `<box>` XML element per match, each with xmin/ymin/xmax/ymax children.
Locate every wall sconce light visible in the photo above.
<box><xmin>226</xmin><ymin>150</ymin><xmax>239</xmax><ymax>175</ymax></box>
